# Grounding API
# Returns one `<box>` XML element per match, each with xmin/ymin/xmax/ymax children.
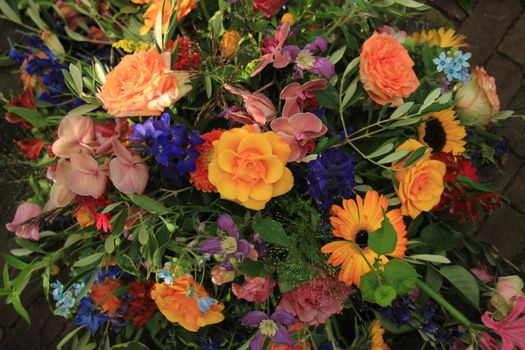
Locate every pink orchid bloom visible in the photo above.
<box><xmin>470</xmin><ymin>264</ymin><xmax>494</xmax><ymax>284</ymax></box>
<box><xmin>95</xmin><ymin>119</ymin><xmax>129</xmax><ymax>155</ymax></box>
<box><xmin>47</xmin><ymin>159</ymin><xmax>77</xmax><ymax>210</ymax></box>
<box><xmin>52</xmin><ymin>115</ymin><xmax>96</xmax><ymax>158</ymax></box>
<box><xmin>280</xmin><ymin>79</ymin><xmax>327</xmax><ymax>117</ymax></box>
<box><xmin>250</xmin><ymin>21</ymin><xmax>293</xmax><ymax>77</ymax></box>
<box><xmin>224</xmin><ymin>84</ymin><xmax>276</xmax><ymax>125</ymax></box>
<box><xmin>270</xmin><ymin>112</ymin><xmax>328</xmax><ymax>162</ymax></box>
<box><xmin>109</xmin><ymin>137</ymin><xmax>149</xmax><ymax>194</ymax></box>
<box><xmin>68</xmin><ymin>153</ymin><xmax>109</xmax><ymax>198</ymax></box>
<box><xmin>482</xmin><ymin>296</ymin><xmax>525</xmax><ymax>350</ymax></box>
<box><xmin>6</xmin><ymin>202</ymin><xmax>42</xmax><ymax>240</ymax></box>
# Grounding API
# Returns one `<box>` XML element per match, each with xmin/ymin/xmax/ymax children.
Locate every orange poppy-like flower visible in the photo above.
<box><xmin>189</xmin><ymin>129</ymin><xmax>225</xmax><ymax>192</ymax></box>
<box><xmin>74</xmin><ymin>205</ymin><xmax>96</xmax><ymax>228</ymax></box>
<box><xmin>359</xmin><ymin>32</ymin><xmax>420</xmax><ymax>106</ymax></box>
<box><xmin>150</xmin><ymin>275</ymin><xmax>225</xmax><ymax>332</ymax></box>
<box><xmin>208</xmin><ymin>125</ymin><xmax>294</xmax><ymax>210</ymax></box>
<box><xmin>140</xmin><ymin>0</ymin><xmax>197</xmax><ymax>36</ymax></box>
<box><xmin>321</xmin><ymin>190</ymin><xmax>407</xmax><ymax>287</ymax></box>
<box><xmin>98</xmin><ymin>48</ymin><xmax>191</xmax><ymax>117</ymax></box>
<box><xmin>90</xmin><ymin>279</ymin><xmax>124</xmax><ymax>316</ymax></box>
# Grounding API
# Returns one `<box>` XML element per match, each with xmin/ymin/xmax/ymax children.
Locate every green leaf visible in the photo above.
<box><xmin>491</xmin><ymin>110</ymin><xmax>514</xmax><ymax>121</ymax></box>
<box><xmin>439</xmin><ymin>265</ymin><xmax>479</xmax><ymax>309</ymax></box>
<box><xmin>7</xmin><ymin>107</ymin><xmax>47</xmax><ymax>128</ymax></box>
<box><xmin>111</xmin><ymin>341</ymin><xmax>149</xmax><ymax>350</ymax></box>
<box><xmin>456</xmin><ymin>0</ymin><xmax>473</xmax><ymax>14</ymax></box>
<box><xmin>367</xmin><ymin>143</ymin><xmax>394</xmax><ymax>159</ymax></box>
<box><xmin>208</xmin><ymin>10</ymin><xmax>224</xmax><ymax>38</ymax></box>
<box><xmin>360</xmin><ymin>270</ymin><xmax>380</xmax><ymax>303</ymax></box>
<box><xmin>368</xmin><ymin>214</ymin><xmax>397</xmax><ymax>255</ymax></box>
<box><xmin>0</xmin><ymin>0</ymin><xmax>21</xmax><ymax>24</ymax></box>
<box><xmin>129</xmin><ymin>194</ymin><xmax>168</xmax><ymax>215</ymax></box>
<box><xmin>394</xmin><ymin>0</ymin><xmax>429</xmax><ymax>8</ymax></box>
<box><xmin>383</xmin><ymin>259</ymin><xmax>418</xmax><ymax>294</ymax></box>
<box><xmin>252</xmin><ymin>219</ymin><xmax>290</xmax><ymax>248</ymax></box>
<box><xmin>403</xmin><ymin>147</ymin><xmax>427</xmax><ymax>167</ymax></box>
<box><xmin>57</xmin><ymin>326</ymin><xmax>84</xmax><ymax>350</ymax></box>
<box><xmin>374</xmin><ymin>284</ymin><xmax>397</xmax><ymax>307</ymax></box>
<box><xmin>420</xmin><ymin>223</ymin><xmax>457</xmax><ymax>252</ymax></box>
<box><xmin>372</xmin><ymin>311</ymin><xmax>414</xmax><ymax>334</ymax></box>
<box><xmin>240</xmin><ymin>259</ymin><xmax>265</xmax><ymax>277</ymax></box>
<box><xmin>26</xmin><ymin>6</ymin><xmax>49</xmax><ymax>31</ymax></box>
<box><xmin>69</xmin><ymin>63</ymin><xmax>83</xmax><ymax>94</ymax></box>
<box><xmin>420</xmin><ymin>88</ymin><xmax>441</xmax><ymax>112</ymax></box>
<box><xmin>73</xmin><ymin>252</ymin><xmax>105</xmax><ymax>267</ymax></box>
<box><xmin>10</xmin><ymin>292</ymin><xmax>30</xmax><ymax>324</ymax></box>
<box><xmin>138</xmin><ymin>226</ymin><xmax>149</xmax><ymax>245</ymax></box>
<box><xmin>410</xmin><ymin>254</ymin><xmax>451</xmax><ymax>264</ymax></box>
<box><xmin>329</xmin><ymin>45</ymin><xmax>346</xmax><ymax>65</ymax></box>
<box><xmin>315</xmin><ymin>84</ymin><xmax>339</xmax><ymax>110</ymax></box>
<box><xmin>104</xmin><ymin>236</ymin><xmax>115</xmax><ymax>254</ymax></box>
<box><xmin>67</xmin><ymin>103</ymin><xmax>100</xmax><ymax>116</ymax></box>
<box><xmin>340</xmin><ymin>78</ymin><xmax>358</xmax><ymax>110</ymax></box>
<box><xmin>376</xmin><ymin>150</ymin><xmax>409</xmax><ymax>164</ymax></box>
<box><xmin>65</xmin><ymin>26</ymin><xmax>87</xmax><ymax>41</ymax></box>
<box><xmin>341</xmin><ymin>56</ymin><xmax>360</xmax><ymax>84</ymax></box>
<box><xmin>204</xmin><ymin>76</ymin><xmax>212</xmax><ymax>99</ymax></box>
<box><xmin>390</xmin><ymin>102</ymin><xmax>414</xmax><ymax>119</ymax></box>
<box><xmin>387</xmin><ymin>117</ymin><xmax>421</xmax><ymax>128</ymax></box>
<box><xmin>153</xmin><ymin>4</ymin><xmax>163</xmax><ymax>50</ymax></box>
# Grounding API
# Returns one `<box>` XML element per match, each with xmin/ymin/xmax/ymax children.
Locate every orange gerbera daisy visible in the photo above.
<box><xmin>321</xmin><ymin>190</ymin><xmax>407</xmax><ymax>287</ymax></box>
<box><xmin>190</xmin><ymin>129</ymin><xmax>224</xmax><ymax>192</ymax></box>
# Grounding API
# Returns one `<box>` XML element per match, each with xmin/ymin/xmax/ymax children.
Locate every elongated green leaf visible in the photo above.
<box><xmin>69</xmin><ymin>63</ymin><xmax>83</xmax><ymax>95</ymax></box>
<box><xmin>329</xmin><ymin>45</ymin><xmax>346</xmax><ymax>65</ymax></box>
<box><xmin>104</xmin><ymin>236</ymin><xmax>115</xmax><ymax>254</ymax></box>
<box><xmin>420</xmin><ymin>88</ymin><xmax>441</xmax><ymax>112</ymax></box>
<box><xmin>65</xmin><ymin>26</ymin><xmax>87</xmax><ymax>41</ymax></box>
<box><xmin>0</xmin><ymin>0</ymin><xmax>21</xmax><ymax>24</ymax></box>
<box><xmin>7</xmin><ymin>107</ymin><xmax>47</xmax><ymax>128</ymax></box>
<box><xmin>67</xmin><ymin>103</ymin><xmax>100</xmax><ymax>116</ymax></box>
<box><xmin>129</xmin><ymin>194</ymin><xmax>168</xmax><ymax>215</ymax></box>
<box><xmin>252</xmin><ymin>219</ymin><xmax>290</xmax><ymax>247</ymax></box>
<box><xmin>403</xmin><ymin>147</ymin><xmax>427</xmax><ymax>167</ymax></box>
<box><xmin>73</xmin><ymin>252</ymin><xmax>105</xmax><ymax>267</ymax></box>
<box><xmin>387</xmin><ymin>117</ymin><xmax>421</xmax><ymax>128</ymax></box>
<box><xmin>26</xmin><ymin>6</ymin><xmax>49</xmax><ymax>31</ymax></box>
<box><xmin>57</xmin><ymin>326</ymin><xmax>83</xmax><ymax>350</ymax></box>
<box><xmin>367</xmin><ymin>143</ymin><xmax>394</xmax><ymax>159</ymax></box>
<box><xmin>390</xmin><ymin>102</ymin><xmax>414</xmax><ymax>119</ymax></box>
<box><xmin>111</xmin><ymin>341</ymin><xmax>149</xmax><ymax>350</ymax></box>
<box><xmin>10</xmin><ymin>292</ymin><xmax>30</xmax><ymax>324</ymax></box>
<box><xmin>341</xmin><ymin>56</ymin><xmax>360</xmax><ymax>84</ymax></box>
<box><xmin>377</xmin><ymin>150</ymin><xmax>409</xmax><ymax>164</ymax></box>
<box><xmin>440</xmin><ymin>265</ymin><xmax>479</xmax><ymax>309</ymax></box>
<box><xmin>410</xmin><ymin>254</ymin><xmax>451</xmax><ymax>264</ymax></box>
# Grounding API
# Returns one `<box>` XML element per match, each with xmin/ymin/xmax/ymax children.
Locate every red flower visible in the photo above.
<box><xmin>77</xmin><ymin>196</ymin><xmax>113</xmax><ymax>233</ymax></box>
<box><xmin>16</xmin><ymin>139</ymin><xmax>44</xmax><ymax>160</ymax></box>
<box><xmin>189</xmin><ymin>129</ymin><xmax>224</xmax><ymax>192</ymax></box>
<box><xmin>173</xmin><ymin>37</ymin><xmax>201</xmax><ymax>70</ymax></box>
<box><xmin>6</xmin><ymin>88</ymin><xmax>36</xmax><ymax>129</ymax></box>
<box><xmin>482</xmin><ymin>296</ymin><xmax>525</xmax><ymax>350</ymax></box>
<box><xmin>253</xmin><ymin>0</ymin><xmax>287</xmax><ymax>18</ymax></box>
<box><xmin>123</xmin><ymin>281</ymin><xmax>156</xmax><ymax>327</ymax></box>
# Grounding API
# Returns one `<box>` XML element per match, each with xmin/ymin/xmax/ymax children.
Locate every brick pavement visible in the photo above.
<box><xmin>0</xmin><ymin>0</ymin><xmax>524</xmax><ymax>348</ymax></box>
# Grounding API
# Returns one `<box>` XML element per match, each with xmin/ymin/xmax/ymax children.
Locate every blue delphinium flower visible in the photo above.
<box><xmin>75</xmin><ymin>297</ymin><xmax>111</xmax><ymax>334</ymax></box>
<box><xmin>51</xmin><ymin>280</ymin><xmax>85</xmax><ymax>317</ymax></box>
<box><xmin>307</xmin><ymin>148</ymin><xmax>355</xmax><ymax>212</ymax></box>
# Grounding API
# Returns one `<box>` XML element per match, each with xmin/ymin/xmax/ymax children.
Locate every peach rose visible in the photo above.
<box><xmin>455</xmin><ymin>66</ymin><xmax>500</xmax><ymax>125</ymax></box>
<box><xmin>140</xmin><ymin>0</ymin><xmax>196</xmax><ymax>35</ymax></box>
<box><xmin>359</xmin><ymin>32</ymin><xmax>420</xmax><ymax>106</ymax></box>
<box><xmin>98</xmin><ymin>48</ymin><xmax>191</xmax><ymax>117</ymax></box>
<box><xmin>395</xmin><ymin>152</ymin><xmax>446</xmax><ymax>218</ymax></box>
<box><xmin>208</xmin><ymin>126</ymin><xmax>294</xmax><ymax>210</ymax></box>
<box><xmin>490</xmin><ymin>275</ymin><xmax>524</xmax><ymax>315</ymax></box>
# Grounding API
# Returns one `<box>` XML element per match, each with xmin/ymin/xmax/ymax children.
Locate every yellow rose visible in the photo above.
<box><xmin>395</xmin><ymin>156</ymin><xmax>446</xmax><ymax>219</ymax></box>
<box><xmin>220</xmin><ymin>31</ymin><xmax>241</xmax><ymax>59</ymax></box>
<box><xmin>208</xmin><ymin>126</ymin><xmax>294</xmax><ymax>210</ymax></box>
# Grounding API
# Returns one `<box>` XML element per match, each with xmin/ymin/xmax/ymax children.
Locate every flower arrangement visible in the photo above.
<box><xmin>0</xmin><ymin>0</ymin><xmax>523</xmax><ymax>349</ymax></box>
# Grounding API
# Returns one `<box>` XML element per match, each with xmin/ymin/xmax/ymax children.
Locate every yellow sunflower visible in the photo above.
<box><xmin>410</xmin><ymin>27</ymin><xmax>467</xmax><ymax>48</ymax></box>
<box><xmin>370</xmin><ymin>320</ymin><xmax>390</xmax><ymax>350</ymax></box>
<box><xmin>321</xmin><ymin>190</ymin><xmax>407</xmax><ymax>287</ymax></box>
<box><xmin>418</xmin><ymin>109</ymin><xmax>466</xmax><ymax>155</ymax></box>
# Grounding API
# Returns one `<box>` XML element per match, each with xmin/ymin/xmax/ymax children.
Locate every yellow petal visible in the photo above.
<box><xmin>271</xmin><ymin>167</ymin><xmax>293</xmax><ymax>197</ymax></box>
<box><xmin>237</xmin><ymin>133</ymin><xmax>272</xmax><ymax>156</ymax></box>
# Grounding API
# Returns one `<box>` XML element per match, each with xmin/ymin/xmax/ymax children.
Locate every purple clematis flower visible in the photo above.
<box><xmin>242</xmin><ymin>310</ymin><xmax>296</xmax><ymax>350</ymax></box>
<box><xmin>199</xmin><ymin>214</ymin><xmax>251</xmax><ymax>263</ymax></box>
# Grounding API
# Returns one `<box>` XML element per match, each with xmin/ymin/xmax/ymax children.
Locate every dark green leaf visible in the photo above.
<box><xmin>111</xmin><ymin>341</ymin><xmax>149</xmax><ymax>350</ymax></box>
<box><xmin>374</xmin><ymin>284</ymin><xmax>397</xmax><ymax>307</ymax></box>
<box><xmin>456</xmin><ymin>0</ymin><xmax>473</xmax><ymax>14</ymax></box>
<box><xmin>383</xmin><ymin>259</ymin><xmax>418</xmax><ymax>294</ymax></box>
<box><xmin>252</xmin><ymin>219</ymin><xmax>290</xmax><ymax>247</ymax></box>
<box><xmin>129</xmin><ymin>194</ymin><xmax>168</xmax><ymax>215</ymax></box>
<box><xmin>368</xmin><ymin>214</ymin><xmax>398</xmax><ymax>255</ymax></box>
<box><xmin>240</xmin><ymin>259</ymin><xmax>265</xmax><ymax>277</ymax></box>
<box><xmin>7</xmin><ymin>107</ymin><xmax>47</xmax><ymax>128</ymax></box>
<box><xmin>439</xmin><ymin>265</ymin><xmax>479</xmax><ymax>309</ymax></box>
<box><xmin>359</xmin><ymin>270</ymin><xmax>380</xmax><ymax>303</ymax></box>
<box><xmin>73</xmin><ymin>252</ymin><xmax>105</xmax><ymax>267</ymax></box>
<box><xmin>315</xmin><ymin>84</ymin><xmax>339</xmax><ymax>110</ymax></box>
<box><xmin>403</xmin><ymin>147</ymin><xmax>428</xmax><ymax>168</ymax></box>
<box><xmin>420</xmin><ymin>223</ymin><xmax>457</xmax><ymax>252</ymax></box>
<box><xmin>10</xmin><ymin>292</ymin><xmax>30</xmax><ymax>324</ymax></box>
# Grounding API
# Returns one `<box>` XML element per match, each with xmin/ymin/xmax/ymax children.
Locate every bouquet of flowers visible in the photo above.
<box><xmin>1</xmin><ymin>0</ymin><xmax>524</xmax><ymax>349</ymax></box>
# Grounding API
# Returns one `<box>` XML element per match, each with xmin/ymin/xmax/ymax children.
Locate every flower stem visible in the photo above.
<box><xmin>416</xmin><ymin>279</ymin><xmax>472</xmax><ymax>329</ymax></box>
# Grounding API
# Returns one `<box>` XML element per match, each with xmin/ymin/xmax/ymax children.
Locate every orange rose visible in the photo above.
<box><xmin>150</xmin><ymin>275</ymin><xmax>225</xmax><ymax>332</ymax></box>
<box><xmin>359</xmin><ymin>32</ymin><xmax>420</xmax><ymax>106</ymax></box>
<box><xmin>98</xmin><ymin>48</ymin><xmax>191</xmax><ymax>117</ymax></box>
<box><xmin>140</xmin><ymin>0</ymin><xmax>197</xmax><ymax>35</ymax></box>
<box><xmin>208</xmin><ymin>126</ymin><xmax>294</xmax><ymax>210</ymax></box>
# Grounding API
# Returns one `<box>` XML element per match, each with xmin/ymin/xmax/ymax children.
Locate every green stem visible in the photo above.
<box><xmin>416</xmin><ymin>279</ymin><xmax>472</xmax><ymax>329</ymax></box>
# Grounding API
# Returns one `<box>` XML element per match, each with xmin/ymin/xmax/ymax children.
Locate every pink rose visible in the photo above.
<box><xmin>252</xmin><ymin>0</ymin><xmax>287</xmax><ymax>18</ymax></box>
<box><xmin>232</xmin><ymin>276</ymin><xmax>275</xmax><ymax>303</ymax></box>
<box><xmin>490</xmin><ymin>275</ymin><xmax>525</xmax><ymax>316</ymax></box>
<box><xmin>455</xmin><ymin>66</ymin><xmax>500</xmax><ymax>125</ymax></box>
<box><xmin>6</xmin><ymin>203</ymin><xmax>42</xmax><ymax>240</ymax></box>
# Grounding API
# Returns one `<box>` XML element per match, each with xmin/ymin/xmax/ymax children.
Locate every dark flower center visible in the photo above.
<box><xmin>423</xmin><ymin>119</ymin><xmax>447</xmax><ymax>153</ymax></box>
<box><xmin>355</xmin><ymin>230</ymin><xmax>369</xmax><ymax>248</ymax></box>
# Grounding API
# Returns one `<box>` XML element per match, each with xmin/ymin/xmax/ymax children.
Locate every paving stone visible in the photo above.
<box><xmin>504</xmin><ymin>165</ymin><xmax>525</xmax><ymax>213</ymax></box>
<box><xmin>499</xmin><ymin>13</ymin><xmax>525</xmax><ymax>66</ymax></box>
<box><xmin>485</xmin><ymin>53</ymin><xmax>522</xmax><ymax>108</ymax></box>
<box><xmin>477</xmin><ymin>205</ymin><xmax>525</xmax><ymax>260</ymax></box>
<box><xmin>478</xmin><ymin>152</ymin><xmax>522</xmax><ymax>191</ymax></box>
<box><xmin>427</xmin><ymin>0</ymin><xmax>468</xmax><ymax>21</ymax></box>
<box><xmin>500</xmin><ymin>117</ymin><xmax>525</xmax><ymax>159</ymax></box>
<box><xmin>459</xmin><ymin>0</ymin><xmax>522</xmax><ymax>65</ymax></box>
<box><xmin>509</xmin><ymin>82</ymin><xmax>525</xmax><ymax>115</ymax></box>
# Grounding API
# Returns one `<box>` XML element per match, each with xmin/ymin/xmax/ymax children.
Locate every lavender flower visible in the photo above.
<box><xmin>200</xmin><ymin>214</ymin><xmax>250</xmax><ymax>263</ymax></box>
<box><xmin>242</xmin><ymin>310</ymin><xmax>296</xmax><ymax>350</ymax></box>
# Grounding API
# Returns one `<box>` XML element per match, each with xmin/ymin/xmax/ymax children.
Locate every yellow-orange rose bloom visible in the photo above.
<box><xmin>220</xmin><ymin>31</ymin><xmax>241</xmax><ymax>59</ymax></box>
<box><xmin>150</xmin><ymin>275</ymin><xmax>225</xmax><ymax>332</ymax></box>
<box><xmin>208</xmin><ymin>126</ymin><xmax>294</xmax><ymax>210</ymax></box>
<box><xmin>395</xmin><ymin>148</ymin><xmax>446</xmax><ymax>218</ymax></box>
<box><xmin>98</xmin><ymin>48</ymin><xmax>191</xmax><ymax>117</ymax></box>
<box><xmin>140</xmin><ymin>0</ymin><xmax>197</xmax><ymax>35</ymax></box>
<box><xmin>360</xmin><ymin>32</ymin><xmax>420</xmax><ymax>106</ymax></box>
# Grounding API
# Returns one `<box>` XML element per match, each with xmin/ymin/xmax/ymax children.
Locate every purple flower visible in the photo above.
<box><xmin>305</xmin><ymin>36</ymin><xmax>328</xmax><ymax>53</ymax></box>
<box><xmin>241</xmin><ymin>310</ymin><xmax>296</xmax><ymax>350</ymax></box>
<box><xmin>200</xmin><ymin>214</ymin><xmax>250</xmax><ymax>262</ymax></box>
<box><xmin>309</xmin><ymin>57</ymin><xmax>335</xmax><ymax>79</ymax></box>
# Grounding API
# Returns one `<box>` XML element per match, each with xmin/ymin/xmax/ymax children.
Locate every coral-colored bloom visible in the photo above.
<box><xmin>140</xmin><ymin>0</ymin><xmax>196</xmax><ymax>35</ymax></box>
<box><xmin>69</xmin><ymin>153</ymin><xmax>109</xmax><ymax>198</ymax></box>
<box><xmin>321</xmin><ymin>191</ymin><xmax>407</xmax><ymax>286</ymax></box>
<box><xmin>252</xmin><ymin>0</ymin><xmax>286</xmax><ymax>17</ymax></box>
<box><xmin>455</xmin><ymin>66</ymin><xmax>500</xmax><ymax>125</ymax></box>
<box><xmin>5</xmin><ymin>202</ymin><xmax>42</xmax><ymax>240</ymax></box>
<box><xmin>190</xmin><ymin>129</ymin><xmax>224</xmax><ymax>192</ymax></box>
<box><xmin>90</xmin><ymin>279</ymin><xmax>123</xmax><ymax>316</ymax></box>
<box><xmin>208</xmin><ymin>126</ymin><xmax>294</xmax><ymax>210</ymax></box>
<box><xmin>270</xmin><ymin>112</ymin><xmax>327</xmax><ymax>162</ymax></box>
<box><xmin>150</xmin><ymin>275</ymin><xmax>225</xmax><ymax>332</ymax></box>
<box><xmin>482</xmin><ymin>296</ymin><xmax>525</xmax><ymax>350</ymax></box>
<box><xmin>277</xmin><ymin>275</ymin><xmax>350</xmax><ymax>326</ymax></box>
<box><xmin>280</xmin><ymin>80</ymin><xmax>326</xmax><ymax>117</ymax></box>
<box><xmin>52</xmin><ymin>115</ymin><xmax>96</xmax><ymax>158</ymax></box>
<box><xmin>16</xmin><ymin>138</ymin><xmax>44</xmax><ymax>160</ymax></box>
<box><xmin>359</xmin><ymin>32</ymin><xmax>419</xmax><ymax>106</ymax></box>
<box><xmin>109</xmin><ymin>137</ymin><xmax>149</xmax><ymax>194</ymax></box>
<box><xmin>98</xmin><ymin>48</ymin><xmax>191</xmax><ymax>117</ymax></box>
<box><xmin>224</xmin><ymin>84</ymin><xmax>277</xmax><ymax>125</ymax></box>
<box><xmin>251</xmin><ymin>22</ymin><xmax>294</xmax><ymax>77</ymax></box>
<box><xmin>74</xmin><ymin>205</ymin><xmax>96</xmax><ymax>228</ymax></box>
<box><xmin>232</xmin><ymin>276</ymin><xmax>275</xmax><ymax>303</ymax></box>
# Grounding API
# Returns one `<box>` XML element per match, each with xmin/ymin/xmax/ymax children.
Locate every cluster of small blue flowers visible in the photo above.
<box><xmin>50</xmin><ymin>280</ymin><xmax>85</xmax><ymax>317</ymax></box>
<box><xmin>307</xmin><ymin>148</ymin><xmax>355</xmax><ymax>212</ymax></box>
<box><xmin>433</xmin><ymin>50</ymin><xmax>471</xmax><ymax>83</ymax></box>
<box><xmin>130</xmin><ymin>113</ymin><xmax>204</xmax><ymax>185</ymax></box>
